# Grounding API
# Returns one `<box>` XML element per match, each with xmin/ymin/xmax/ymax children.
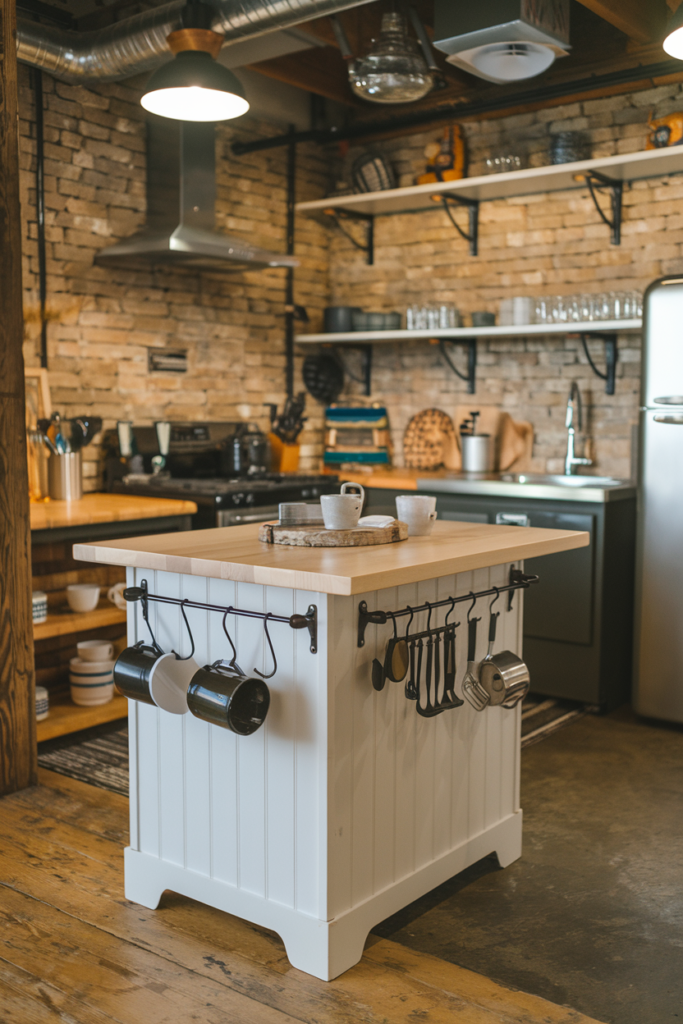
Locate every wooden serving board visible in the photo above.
<box><xmin>259</xmin><ymin>521</ymin><xmax>409</xmax><ymax>547</ymax></box>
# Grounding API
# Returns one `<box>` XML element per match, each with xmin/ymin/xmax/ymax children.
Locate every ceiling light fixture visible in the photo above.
<box><xmin>349</xmin><ymin>12</ymin><xmax>433</xmax><ymax>105</ymax></box>
<box><xmin>663</xmin><ymin>2</ymin><xmax>683</xmax><ymax>60</ymax></box>
<box><xmin>141</xmin><ymin>2</ymin><xmax>249</xmax><ymax>122</ymax></box>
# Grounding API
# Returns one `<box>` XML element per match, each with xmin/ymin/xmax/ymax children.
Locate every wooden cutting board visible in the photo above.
<box><xmin>259</xmin><ymin>521</ymin><xmax>409</xmax><ymax>547</ymax></box>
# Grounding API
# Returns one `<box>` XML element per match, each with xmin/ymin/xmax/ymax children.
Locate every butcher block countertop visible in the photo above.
<box><xmin>31</xmin><ymin>493</ymin><xmax>197</xmax><ymax>532</ymax></box>
<box><xmin>73</xmin><ymin>519</ymin><xmax>589</xmax><ymax>597</ymax></box>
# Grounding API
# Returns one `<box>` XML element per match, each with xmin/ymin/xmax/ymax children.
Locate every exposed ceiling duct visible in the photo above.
<box><xmin>95</xmin><ymin>118</ymin><xmax>298</xmax><ymax>271</ymax></box>
<box><xmin>432</xmin><ymin>0</ymin><xmax>570</xmax><ymax>85</ymax></box>
<box><xmin>16</xmin><ymin>0</ymin><xmax>375</xmax><ymax>84</ymax></box>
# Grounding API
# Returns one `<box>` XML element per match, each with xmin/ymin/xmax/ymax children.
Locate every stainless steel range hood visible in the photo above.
<box><xmin>96</xmin><ymin>118</ymin><xmax>297</xmax><ymax>272</ymax></box>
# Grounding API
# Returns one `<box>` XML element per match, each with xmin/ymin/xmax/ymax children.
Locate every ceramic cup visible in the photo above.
<box><xmin>66</xmin><ymin>583</ymin><xmax>100</xmax><ymax>613</ymax></box>
<box><xmin>395</xmin><ymin>495</ymin><xmax>438</xmax><ymax>536</ymax></box>
<box><xmin>69</xmin><ymin>656</ymin><xmax>114</xmax><ymax>706</ymax></box>
<box><xmin>107</xmin><ymin>581</ymin><xmax>127</xmax><ymax>610</ymax></box>
<box><xmin>320</xmin><ymin>482</ymin><xmax>365</xmax><ymax>530</ymax></box>
<box><xmin>35</xmin><ymin>685</ymin><xmax>49</xmax><ymax>722</ymax></box>
<box><xmin>113</xmin><ymin>642</ymin><xmax>195</xmax><ymax>715</ymax></box>
<box><xmin>77</xmin><ymin>639</ymin><xmax>115</xmax><ymax>662</ymax></box>
<box><xmin>32</xmin><ymin>590</ymin><xmax>48</xmax><ymax>624</ymax></box>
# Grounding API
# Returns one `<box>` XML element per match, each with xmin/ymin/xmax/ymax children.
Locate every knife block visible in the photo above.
<box><xmin>269</xmin><ymin>433</ymin><xmax>300</xmax><ymax>473</ymax></box>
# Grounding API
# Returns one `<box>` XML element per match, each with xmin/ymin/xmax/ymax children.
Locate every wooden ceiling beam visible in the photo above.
<box><xmin>574</xmin><ymin>0</ymin><xmax>669</xmax><ymax>44</ymax></box>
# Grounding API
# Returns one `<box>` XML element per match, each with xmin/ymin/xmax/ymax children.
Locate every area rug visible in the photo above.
<box><xmin>521</xmin><ymin>694</ymin><xmax>587</xmax><ymax>748</ymax></box>
<box><xmin>38</xmin><ymin>721</ymin><xmax>129</xmax><ymax>796</ymax></box>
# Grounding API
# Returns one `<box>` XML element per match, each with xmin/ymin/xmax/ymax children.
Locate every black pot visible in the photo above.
<box><xmin>113</xmin><ymin>642</ymin><xmax>161</xmax><ymax>706</ymax></box>
<box><xmin>324</xmin><ymin>306</ymin><xmax>362</xmax><ymax>333</ymax></box>
<box><xmin>550</xmin><ymin>131</ymin><xmax>591</xmax><ymax>165</ymax></box>
<box><xmin>220</xmin><ymin>424</ymin><xmax>270</xmax><ymax>476</ymax></box>
<box><xmin>187</xmin><ymin>662</ymin><xmax>270</xmax><ymax>735</ymax></box>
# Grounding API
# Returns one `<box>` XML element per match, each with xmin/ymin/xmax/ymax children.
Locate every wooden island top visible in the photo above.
<box><xmin>74</xmin><ymin>519</ymin><xmax>589</xmax><ymax>596</ymax></box>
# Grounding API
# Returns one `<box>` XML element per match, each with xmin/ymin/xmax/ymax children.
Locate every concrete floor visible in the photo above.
<box><xmin>374</xmin><ymin>708</ymin><xmax>683</xmax><ymax>1024</ymax></box>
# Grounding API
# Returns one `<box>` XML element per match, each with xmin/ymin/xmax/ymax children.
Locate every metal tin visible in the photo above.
<box><xmin>461</xmin><ymin>434</ymin><xmax>493</xmax><ymax>473</ymax></box>
<box><xmin>478</xmin><ymin>650</ymin><xmax>530</xmax><ymax>708</ymax></box>
<box><xmin>48</xmin><ymin>451</ymin><xmax>82</xmax><ymax>500</ymax></box>
<box><xmin>187</xmin><ymin>662</ymin><xmax>270</xmax><ymax>735</ymax></box>
<box><xmin>113</xmin><ymin>643</ymin><xmax>161</xmax><ymax>706</ymax></box>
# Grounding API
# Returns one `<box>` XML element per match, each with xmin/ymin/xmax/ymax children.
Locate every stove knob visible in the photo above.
<box><xmin>246</xmin><ymin>493</ymin><xmax>255</xmax><ymax>505</ymax></box>
<box><xmin>232</xmin><ymin>493</ymin><xmax>244</xmax><ymax>506</ymax></box>
<box><xmin>301</xmin><ymin>488</ymin><xmax>311</xmax><ymax>498</ymax></box>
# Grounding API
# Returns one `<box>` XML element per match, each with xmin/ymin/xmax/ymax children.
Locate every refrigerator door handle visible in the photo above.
<box><xmin>653</xmin><ymin>414</ymin><xmax>683</xmax><ymax>424</ymax></box>
<box><xmin>654</xmin><ymin>395</ymin><xmax>683</xmax><ymax>404</ymax></box>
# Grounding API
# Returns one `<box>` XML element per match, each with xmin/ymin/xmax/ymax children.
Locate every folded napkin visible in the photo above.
<box><xmin>358</xmin><ymin>515</ymin><xmax>396</xmax><ymax>529</ymax></box>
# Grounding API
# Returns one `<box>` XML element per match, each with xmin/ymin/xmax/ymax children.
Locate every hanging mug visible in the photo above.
<box><xmin>113</xmin><ymin>642</ymin><xmax>162</xmax><ymax>707</ymax></box>
<box><xmin>187</xmin><ymin>661</ymin><xmax>270</xmax><ymax>735</ymax></box>
<box><xmin>114</xmin><ymin>643</ymin><xmax>197</xmax><ymax>715</ymax></box>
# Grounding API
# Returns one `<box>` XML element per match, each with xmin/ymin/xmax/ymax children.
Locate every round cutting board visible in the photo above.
<box><xmin>259</xmin><ymin>521</ymin><xmax>408</xmax><ymax>547</ymax></box>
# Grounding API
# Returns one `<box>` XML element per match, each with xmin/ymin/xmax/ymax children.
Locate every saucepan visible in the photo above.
<box><xmin>477</xmin><ymin>591</ymin><xmax>529</xmax><ymax>708</ymax></box>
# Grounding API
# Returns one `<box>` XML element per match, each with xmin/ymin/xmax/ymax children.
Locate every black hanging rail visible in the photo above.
<box><xmin>357</xmin><ymin>567</ymin><xmax>538</xmax><ymax>647</ymax></box>
<box><xmin>123</xmin><ymin>579</ymin><xmax>318</xmax><ymax>653</ymax></box>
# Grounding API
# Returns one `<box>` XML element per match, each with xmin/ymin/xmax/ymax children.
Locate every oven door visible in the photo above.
<box><xmin>217</xmin><ymin>505</ymin><xmax>280</xmax><ymax>527</ymax></box>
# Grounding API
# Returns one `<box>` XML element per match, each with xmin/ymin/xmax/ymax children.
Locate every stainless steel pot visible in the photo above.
<box><xmin>461</xmin><ymin>434</ymin><xmax>493</xmax><ymax>473</ymax></box>
<box><xmin>478</xmin><ymin>650</ymin><xmax>530</xmax><ymax>708</ymax></box>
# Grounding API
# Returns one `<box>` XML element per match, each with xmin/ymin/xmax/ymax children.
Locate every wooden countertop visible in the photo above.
<box><xmin>30</xmin><ymin>493</ymin><xmax>197</xmax><ymax>532</ymax></box>
<box><xmin>73</xmin><ymin>519</ymin><xmax>589</xmax><ymax>597</ymax></box>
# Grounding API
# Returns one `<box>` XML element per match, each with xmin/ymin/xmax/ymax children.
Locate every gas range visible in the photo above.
<box><xmin>113</xmin><ymin>472</ymin><xmax>339</xmax><ymax>529</ymax></box>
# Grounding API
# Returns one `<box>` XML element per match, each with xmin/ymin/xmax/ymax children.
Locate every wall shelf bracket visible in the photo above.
<box><xmin>577</xmin><ymin>170</ymin><xmax>623</xmax><ymax>245</ymax></box>
<box><xmin>438</xmin><ymin>337</ymin><xmax>476</xmax><ymax>393</ymax></box>
<box><xmin>580</xmin><ymin>332</ymin><xmax>617</xmax><ymax>395</ymax></box>
<box><xmin>324</xmin><ymin>207</ymin><xmax>374</xmax><ymax>264</ymax></box>
<box><xmin>439</xmin><ymin>194</ymin><xmax>479</xmax><ymax>256</ymax></box>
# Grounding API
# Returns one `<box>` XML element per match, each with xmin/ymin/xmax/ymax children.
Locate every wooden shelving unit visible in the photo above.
<box><xmin>37</xmin><ymin>694</ymin><xmax>128</xmax><ymax>743</ymax></box>
<box><xmin>33</xmin><ymin>600</ymin><xmax>127</xmax><ymax>641</ymax></box>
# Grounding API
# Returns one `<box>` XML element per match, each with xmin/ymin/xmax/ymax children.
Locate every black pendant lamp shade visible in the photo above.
<box><xmin>141</xmin><ymin>1</ymin><xmax>249</xmax><ymax>122</ymax></box>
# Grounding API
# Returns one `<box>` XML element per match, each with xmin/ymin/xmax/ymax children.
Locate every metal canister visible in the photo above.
<box><xmin>461</xmin><ymin>434</ymin><xmax>493</xmax><ymax>473</ymax></box>
<box><xmin>187</xmin><ymin>662</ymin><xmax>270</xmax><ymax>735</ymax></box>
<box><xmin>478</xmin><ymin>650</ymin><xmax>530</xmax><ymax>708</ymax></box>
<box><xmin>48</xmin><ymin>451</ymin><xmax>82</xmax><ymax>500</ymax></box>
<box><xmin>113</xmin><ymin>643</ymin><xmax>161</xmax><ymax>706</ymax></box>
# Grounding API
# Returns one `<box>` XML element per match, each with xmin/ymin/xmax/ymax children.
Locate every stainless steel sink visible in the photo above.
<box><xmin>500</xmin><ymin>473</ymin><xmax>623</xmax><ymax>488</ymax></box>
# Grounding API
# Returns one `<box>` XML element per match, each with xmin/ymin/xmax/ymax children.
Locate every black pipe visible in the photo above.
<box><xmin>33</xmin><ymin>68</ymin><xmax>48</xmax><ymax>369</ymax></box>
<box><xmin>232</xmin><ymin>58</ymin><xmax>683</xmax><ymax>156</ymax></box>
<box><xmin>284</xmin><ymin>126</ymin><xmax>296</xmax><ymax>399</ymax></box>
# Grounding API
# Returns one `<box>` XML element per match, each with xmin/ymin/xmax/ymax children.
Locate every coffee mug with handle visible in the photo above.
<box><xmin>77</xmin><ymin>639</ymin><xmax>114</xmax><ymax>662</ymax></box>
<box><xmin>320</xmin><ymin>481</ymin><xmax>365</xmax><ymax>530</ymax></box>
<box><xmin>107</xmin><ymin>581</ymin><xmax>127</xmax><ymax>610</ymax></box>
<box><xmin>395</xmin><ymin>494</ymin><xmax>438</xmax><ymax>536</ymax></box>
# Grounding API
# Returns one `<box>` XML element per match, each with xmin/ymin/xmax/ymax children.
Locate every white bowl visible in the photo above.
<box><xmin>70</xmin><ymin>656</ymin><xmax>114</xmax><ymax>674</ymax></box>
<box><xmin>66</xmin><ymin>584</ymin><xmax>101</xmax><ymax>613</ymax></box>
<box><xmin>77</xmin><ymin>640</ymin><xmax>115</xmax><ymax>662</ymax></box>
<box><xmin>70</xmin><ymin>681</ymin><xmax>114</xmax><ymax>706</ymax></box>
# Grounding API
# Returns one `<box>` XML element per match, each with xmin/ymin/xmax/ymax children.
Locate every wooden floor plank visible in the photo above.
<box><xmin>0</xmin><ymin>776</ymin><xmax>605</xmax><ymax>1024</ymax></box>
<box><xmin>0</xmin><ymin>959</ymin><xmax>121</xmax><ymax>1023</ymax></box>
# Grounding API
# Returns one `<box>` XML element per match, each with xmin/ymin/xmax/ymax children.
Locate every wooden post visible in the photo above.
<box><xmin>0</xmin><ymin>0</ymin><xmax>37</xmax><ymax>793</ymax></box>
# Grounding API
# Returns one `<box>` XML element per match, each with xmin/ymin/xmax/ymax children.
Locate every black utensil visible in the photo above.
<box><xmin>405</xmin><ymin>638</ymin><xmax>418</xmax><ymax>700</ymax></box>
<box><xmin>372</xmin><ymin>658</ymin><xmax>386</xmax><ymax>692</ymax></box>
<box><xmin>384</xmin><ymin>613</ymin><xmax>409</xmax><ymax>683</ymax></box>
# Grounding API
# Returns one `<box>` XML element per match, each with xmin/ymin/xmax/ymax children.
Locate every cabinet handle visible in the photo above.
<box><xmin>653</xmin><ymin>415</ymin><xmax>683</xmax><ymax>424</ymax></box>
<box><xmin>496</xmin><ymin>512</ymin><xmax>530</xmax><ymax>527</ymax></box>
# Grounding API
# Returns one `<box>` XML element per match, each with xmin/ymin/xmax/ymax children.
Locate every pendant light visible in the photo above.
<box><xmin>664</xmin><ymin>3</ymin><xmax>683</xmax><ymax>60</ymax></box>
<box><xmin>141</xmin><ymin>2</ymin><xmax>249</xmax><ymax>122</ymax></box>
<box><xmin>349</xmin><ymin>11</ymin><xmax>433</xmax><ymax>104</ymax></box>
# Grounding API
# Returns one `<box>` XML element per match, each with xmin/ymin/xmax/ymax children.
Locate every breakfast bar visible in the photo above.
<box><xmin>74</xmin><ymin>519</ymin><xmax>588</xmax><ymax>981</ymax></box>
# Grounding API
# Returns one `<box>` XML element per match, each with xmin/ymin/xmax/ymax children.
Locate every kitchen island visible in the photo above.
<box><xmin>74</xmin><ymin>520</ymin><xmax>588</xmax><ymax>980</ymax></box>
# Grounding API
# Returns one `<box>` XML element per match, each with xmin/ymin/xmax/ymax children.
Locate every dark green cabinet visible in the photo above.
<box><xmin>365</xmin><ymin>487</ymin><xmax>636</xmax><ymax>710</ymax></box>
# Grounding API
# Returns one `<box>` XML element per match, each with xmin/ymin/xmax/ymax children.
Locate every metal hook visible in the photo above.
<box><xmin>254</xmin><ymin>612</ymin><xmax>277</xmax><ymax>680</ymax></box>
<box><xmin>489</xmin><ymin>586</ymin><xmax>500</xmax><ymax>613</ymax></box>
<box><xmin>221</xmin><ymin>608</ymin><xmax>243</xmax><ymax>674</ymax></box>
<box><xmin>467</xmin><ymin>592</ymin><xmax>478</xmax><ymax>623</ymax></box>
<box><xmin>172</xmin><ymin>599</ymin><xmax>195</xmax><ymax>661</ymax></box>
<box><xmin>405</xmin><ymin>605</ymin><xmax>414</xmax><ymax>636</ymax></box>
<box><xmin>140</xmin><ymin>579</ymin><xmax>162</xmax><ymax>653</ymax></box>
<box><xmin>445</xmin><ymin>597</ymin><xmax>456</xmax><ymax>625</ymax></box>
<box><xmin>389</xmin><ymin>611</ymin><xmax>398</xmax><ymax>638</ymax></box>
<box><xmin>425</xmin><ymin>600</ymin><xmax>432</xmax><ymax>631</ymax></box>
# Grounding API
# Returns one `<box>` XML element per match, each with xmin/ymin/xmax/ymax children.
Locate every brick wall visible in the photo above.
<box><xmin>18</xmin><ymin>66</ymin><xmax>331</xmax><ymax>488</ymax></box>
<box><xmin>316</xmin><ymin>82</ymin><xmax>683</xmax><ymax>479</ymax></box>
<box><xmin>20</xmin><ymin>68</ymin><xmax>683</xmax><ymax>485</ymax></box>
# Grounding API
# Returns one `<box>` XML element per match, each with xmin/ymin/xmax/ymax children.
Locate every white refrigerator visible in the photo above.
<box><xmin>634</xmin><ymin>275</ymin><xmax>683</xmax><ymax>722</ymax></box>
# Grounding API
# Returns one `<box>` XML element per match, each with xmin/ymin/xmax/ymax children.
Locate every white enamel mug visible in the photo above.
<box><xmin>395</xmin><ymin>494</ymin><xmax>438</xmax><ymax>536</ymax></box>
<box><xmin>320</xmin><ymin>481</ymin><xmax>365</xmax><ymax>530</ymax></box>
<box><xmin>77</xmin><ymin>639</ymin><xmax>115</xmax><ymax>662</ymax></box>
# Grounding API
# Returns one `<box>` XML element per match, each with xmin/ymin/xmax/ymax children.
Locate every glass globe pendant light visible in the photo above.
<box><xmin>141</xmin><ymin>1</ymin><xmax>249</xmax><ymax>122</ymax></box>
<box><xmin>349</xmin><ymin>11</ymin><xmax>433</xmax><ymax>104</ymax></box>
<box><xmin>664</xmin><ymin>2</ymin><xmax>683</xmax><ymax>60</ymax></box>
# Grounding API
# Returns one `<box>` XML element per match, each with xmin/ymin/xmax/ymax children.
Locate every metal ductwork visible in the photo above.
<box><xmin>17</xmin><ymin>0</ymin><xmax>375</xmax><ymax>84</ymax></box>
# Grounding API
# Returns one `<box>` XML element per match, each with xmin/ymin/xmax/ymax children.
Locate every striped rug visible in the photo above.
<box><xmin>521</xmin><ymin>694</ymin><xmax>588</xmax><ymax>748</ymax></box>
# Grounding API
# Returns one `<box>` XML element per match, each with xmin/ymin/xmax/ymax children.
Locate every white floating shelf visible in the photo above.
<box><xmin>296</xmin><ymin>148</ymin><xmax>683</xmax><ymax>217</ymax></box>
<box><xmin>295</xmin><ymin>319</ymin><xmax>642</xmax><ymax>345</ymax></box>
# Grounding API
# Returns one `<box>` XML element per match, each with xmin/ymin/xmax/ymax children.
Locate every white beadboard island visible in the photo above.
<box><xmin>74</xmin><ymin>519</ymin><xmax>588</xmax><ymax>980</ymax></box>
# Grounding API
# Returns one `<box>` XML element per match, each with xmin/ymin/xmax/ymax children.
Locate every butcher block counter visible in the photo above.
<box><xmin>74</xmin><ymin>519</ymin><xmax>587</xmax><ymax>982</ymax></box>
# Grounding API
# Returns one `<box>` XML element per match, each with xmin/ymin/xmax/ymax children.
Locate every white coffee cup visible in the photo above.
<box><xmin>77</xmin><ymin>639</ymin><xmax>115</xmax><ymax>661</ymax></box>
<box><xmin>320</xmin><ymin>482</ymin><xmax>365</xmax><ymax>530</ymax></box>
<box><xmin>395</xmin><ymin>495</ymin><xmax>438</xmax><ymax>536</ymax></box>
<box><xmin>66</xmin><ymin>583</ymin><xmax>101</xmax><ymax>613</ymax></box>
<box><xmin>107</xmin><ymin>581</ymin><xmax>127</xmax><ymax>610</ymax></box>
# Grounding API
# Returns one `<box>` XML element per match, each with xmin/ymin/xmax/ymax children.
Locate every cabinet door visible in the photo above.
<box><xmin>440</xmin><ymin>510</ymin><xmax>489</xmax><ymax>524</ymax></box>
<box><xmin>522</xmin><ymin>511</ymin><xmax>595</xmax><ymax>646</ymax></box>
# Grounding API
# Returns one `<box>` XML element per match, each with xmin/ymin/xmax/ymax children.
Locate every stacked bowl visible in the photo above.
<box><xmin>69</xmin><ymin>639</ymin><xmax>115</xmax><ymax>706</ymax></box>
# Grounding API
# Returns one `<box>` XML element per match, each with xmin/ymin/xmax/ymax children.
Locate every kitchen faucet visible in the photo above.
<box><xmin>565</xmin><ymin>382</ymin><xmax>593</xmax><ymax>476</ymax></box>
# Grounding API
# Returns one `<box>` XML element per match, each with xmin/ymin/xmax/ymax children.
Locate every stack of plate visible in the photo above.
<box><xmin>69</xmin><ymin>657</ymin><xmax>115</xmax><ymax>706</ymax></box>
<box><xmin>35</xmin><ymin>686</ymin><xmax>49</xmax><ymax>721</ymax></box>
